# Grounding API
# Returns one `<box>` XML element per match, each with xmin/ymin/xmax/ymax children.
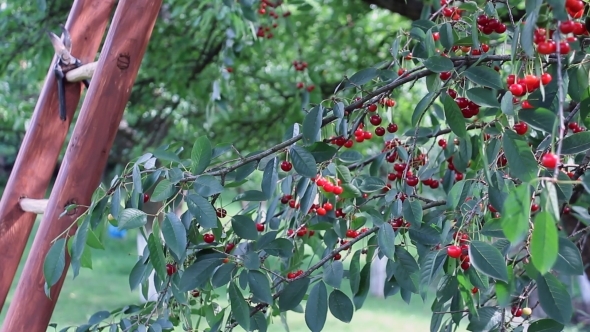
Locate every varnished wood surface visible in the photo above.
<box><xmin>0</xmin><ymin>0</ymin><xmax>162</xmax><ymax>330</ymax></box>
<box><xmin>0</xmin><ymin>0</ymin><xmax>115</xmax><ymax>312</ymax></box>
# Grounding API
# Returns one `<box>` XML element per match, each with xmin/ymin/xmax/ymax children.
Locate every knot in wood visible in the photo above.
<box><xmin>117</xmin><ymin>53</ymin><xmax>130</xmax><ymax>70</ymax></box>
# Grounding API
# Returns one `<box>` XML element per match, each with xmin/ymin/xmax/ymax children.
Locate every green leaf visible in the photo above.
<box><xmin>377</xmin><ymin>223</ymin><xmax>395</xmax><ymax>260</ymax></box>
<box><xmin>501</xmin><ymin>91</ymin><xmax>515</xmax><ymax>115</ymax></box>
<box><xmin>419</xmin><ymin>251</ymin><xmax>447</xmax><ymax>294</ymax></box>
<box><xmin>412</xmin><ymin>92</ymin><xmax>436</xmax><ymax>126</ymax></box>
<box><xmin>519</xmin><ymin>108</ymin><xmax>557</xmax><ymax>133</ymax></box>
<box><xmin>180</xmin><ymin>257</ymin><xmax>224</xmax><ymax>291</ymax></box>
<box><xmin>279</xmin><ymin>277</ymin><xmax>310</xmax><ymax>311</ymax></box>
<box><xmin>561</xmin><ymin>131</ymin><xmax>590</xmax><ymax>154</ymax></box>
<box><xmin>185</xmin><ymin>194</ymin><xmax>217</xmax><ymax>229</ymax></box>
<box><xmin>307</xmin><ymin>142</ymin><xmax>338</xmax><ymax>163</ymax></box>
<box><xmin>248</xmin><ymin>270</ymin><xmax>273</xmax><ymax>304</ymax></box>
<box><xmin>521</xmin><ymin>11</ymin><xmax>538</xmax><ymax>57</ymax></box>
<box><xmin>527</xmin><ymin>318</ymin><xmax>565</xmax><ymax>332</ymax></box>
<box><xmin>442</xmin><ymin>94</ymin><xmax>467</xmax><ymax>138</ymax></box>
<box><xmin>344</xmin><ymin>68</ymin><xmax>379</xmax><ymax>89</ymax></box>
<box><xmin>233</xmin><ymin>190</ymin><xmax>267</xmax><ymax>202</ymax></box>
<box><xmin>466</xmin><ymin>88</ymin><xmax>500</xmax><ymax>108</ymax></box>
<box><xmin>323</xmin><ymin>261</ymin><xmax>343</xmax><ymax>289</ymax></box>
<box><xmin>191</xmin><ymin>136</ymin><xmax>212</xmax><ymax>175</ymax></box>
<box><xmin>302</xmin><ymin>105</ymin><xmax>323</xmax><ymax>145</ymax></box>
<box><xmin>423</xmin><ymin>55</ymin><xmax>454</xmax><ymax>73</ymax></box>
<box><xmin>554</xmin><ymin>237</ymin><xmax>584</xmax><ymax>275</ymax></box>
<box><xmin>290</xmin><ymin>145</ymin><xmax>317</xmax><ymax>178</ymax></box>
<box><xmin>468</xmin><ymin>240</ymin><xmax>509</xmax><ymax>282</ymax></box>
<box><xmin>439</xmin><ymin>23</ymin><xmax>456</xmax><ymax>50</ymax></box>
<box><xmin>151</xmin><ymin>179</ymin><xmax>177</xmax><ymax>202</ymax></box>
<box><xmin>261</xmin><ymin>238</ymin><xmax>293</xmax><ymax>257</ymax></box>
<box><xmin>530</xmin><ymin>211</ymin><xmax>558</xmax><ymax>274</ymax></box>
<box><xmin>356</xmin><ymin>176</ymin><xmax>385</xmax><ymax>192</ymax></box>
<box><xmin>261</xmin><ymin>157</ymin><xmax>278</xmax><ymax>199</ymax></box>
<box><xmin>305</xmin><ymin>281</ymin><xmax>328</xmax><ymax>332</ymax></box>
<box><xmin>118</xmin><ymin>208</ymin><xmax>147</xmax><ymax>230</ymax></box>
<box><xmin>501</xmin><ymin>184</ymin><xmax>531</xmax><ymax>243</ymax></box>
<box><xmin>44</xmin><ymin>238</ymin><xmax>67</xmax><ymax>288</ymax></box>
<box><xmin>162</xmin><ymin>213</ymin><xmax>187</xmax><ymax>263</ymax></box>
<box><xmin>211</xmin><ymin>262</ymin><xmax>236</xmax><ymax>288</ymax></box>
<box><xmin>147</xmin><ymin>232</ymin><xmax>167</xmax><ymax>283</ymax></box>
<box><xmin>536</xmin><ymin>273</ymin><xmax>573</xmax><ymax>324</ymax></box>
<box><xmin>402</xmin><ymin>199</ymin><xmax>423</xmax><ymax>227</ymax></box>
<box><xmin>446</xmin><ymin>180</ymin><xmax>467</xmax><ymax>210</ymax></box>
<box><xmin>336</xmin><ymin>165</ymin><xmax>352</xmax><ymax>183</ymax></box>
<box><xmin>328</xmin><ymin>289</ymin><xmax>354</xmax><ymax>323</ymax></box>
<box><xmin>132</xmin><ymin>165</ymin><xmax>142</xmax><ymax>194</ymax></box>
<box><xmin>231</xmin><ymin>215</ymin><xmax>259</xmax><ymax>240</ymax></box>
<box><xmin>464</xmin><ymin>66</ymin><xmax>504</xmax><ymax>90</ymax></box>
<box><xmin>194</xmin><ymin>175</ymin><xmax>224</xmax><ymax>197</ymax></box>
<box><xmin>349</xmin><ymin>250</ymin><xmax>361</xmax><ymax>294</ymax></box>
<box><xmin>228</xmin><ymin>282</ymin><xmax>250</xmax><ymax>331</ymax></box>
<box><xmin>502</xmin><ymin>132</ymin><xmax>537</xmax><ymax>183</ymax></box>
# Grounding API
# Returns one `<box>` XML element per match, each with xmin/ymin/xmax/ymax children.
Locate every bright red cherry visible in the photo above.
<box><xmin>541</xmin><ymin>153</ymin><xmax>559</xmax><ymax>169</ymax></box>
<box><xmin>332</xmin><ymin>186</ymin><xmax>344</xmax><ymax>195</ymax></box>
<box><xmin>440</xmin><ymin>71</ymin><xmax>452</xmax><ymax>80</ymax></box>
<box><xmin>387</xmin><ymin>123</ymin><xmax>398</xmax><ymax>133</ymax></box>
<box><xmin>256</xmin><ymin>223</ymin><xmax>265</xmax><ymax>232</ymax></box>
<box><xmin>346</xmin><ymin>229</ymin><xmax>359</xmax><ymax>238</ymax></box>
<box><xmin>438</xmin><ymin>139</ymin><xmax>447</xmax><ymax>148</ymax></box>
<box><xmin>531</xmin><ymin>203</ymin><xmax>540</xmax><ymax>212</ymax></box>
<box><xmin>203</xmin><ymin>234</ymin><xmax>215</xmax><ymax>243</ymax></box>
<box><xmin>370</xmin><ymin>114</ymin><xmax>382</xmax><ymax>126</ymax></box>
<box><xmin>323</xmin><ymin>202</ymin><xmax>333</xmax><ymax>211</ymax></box>
<box><xmin>406</xmin><ymin>176</ymin><xmax>419</xmax><ymax>187</ymax></box>
<box><xmin>281</xmin><ymin>161</ymin><xmax>293</xmax><ymax>172</ymax></box>
<box><xmin>368</xmin><ymin>104</ymin><xmax>378</xmax><ymax>112</ymax></box>
<box><xmin>447</xmin><ymin>245</ymin><xmax>462</xmax><ymax>258</ymax></box>
<box><xmin>509</xmin><ymin>84</ymin><xmax>525</xmax><ymax>97</ymax></box>
<box><xmin>316</xmin><ymin>207</ymin><xmax>327</xmax><ymax>216</ymax></box>
<box><xmin>166</xmin><ymin>263</ymin><xmax>177</xmax><ymax>276</ymax></box>
<box><xmin>511</xmin><ymin>307</ymin><xmax>523</xmax><ymax>317</ymax></box>
<box><xmin>541</xmin><ymin>73</ymin><xmax>552</xmax><ymax>85</ymax></box>
<box><xmin>513</xmin><ymin>121</ymin><xmax>528</xmax><ymax>135</ymax></box>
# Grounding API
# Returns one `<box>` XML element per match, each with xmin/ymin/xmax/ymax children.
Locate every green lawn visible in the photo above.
<box><xmin>0</xmin><ymin>222</ymin><xmax>446</xmax><ymax>332</ymax></box>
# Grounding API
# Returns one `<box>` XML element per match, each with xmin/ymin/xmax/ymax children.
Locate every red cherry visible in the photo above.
<box><xmin>385</xmin><ymin>98</ymin><xmax>396</xmax><ymax>107</ymax></box>
<box><xmin>216</xmin><ymin>208</ymin><xmax>227</xmax><ymax>218</ymax></box>
<box><xmin>363</xmin><ymin>131</ymin><xmax>373</xmax><ymax>140</ymax></box>
<box><xmin>296</xmin><ymin>82</ymin><xmax>305</xmax><ymax>89</ymax></box>
<box><xmin>506</xmin><ymin>74</ymin><xmax>516</xmax><ymax>85</ymax></box>
<box><xmin>537</xmin><ymin>41</ymin><xmax>556</xmax><ymax>55</ymax></box>
<box><xmin>191</xmin><ymin>290</ymin><xmax>200</xmax><ymax>297</ymax></box>
<box><xmin>203</xmin><ymin>234</ymin><xmax>215</xmax><ymax>243</ymax></box>
<box><xmin>433</xmin><ymin>32</ymin><xmax>440</xmax><ymax>41</ymax></box>
<box><xmin>440</xmin><ymin>71</ymin><xmax>452</xmax><ymax>80</ymax></box>
<box><xmin>166</xmin><ymin>263</ymin><xmax>177</xmax><ymax>276</ymax></box>
<box><xmin>333</xmin><ymin>253</ymin><xmax>342</xmax><ymax>260</ymax></box>
<box><xmin>323</xmin><ymin>183</ymin><xmax>335</xmax><ymax>193</ymax></box>
<box><xmin>370</xmin><ymin>114</ymin><xmax>382</xmax><ymax>126</ymax></box>
<box><xmin>471</xmin><ymin>287</ymin><xmax>478</xmax><ymax>294</ymax></box>
<box><xmin>560</xmin><ymin>20</ymin><xmax>575</xmax><ymax>34</ymax></box>
<box><xmin>495</xmin><ymin>23</ymin><xmax>507</xmax><ymax>34</ymax></box>
<box><xmin>521</xmin><ymin>100</ymin><xmax>533</xmax><ymax>109</ymax></box>
<box><xmin>559</xmin><ymin>41</ymin><xmax>571</xmax><ymax>54</ymax></box>
<box><xmin>346</xmin><ymin>229</ymin><xmax>359</xmax><ymax>238</ymax></box>
<box><xmin>573</xmin><ymin>22</ymin><xmax>587</xmax><ymax>35</ymax></box>
<box><xmin>438</xmin><ymin>139</ymin><xmax>447</xmax><ymax>148</ymax></box>
<box><xmin>344</xmin><ymin>139</ymin><xmax>353</xmax><ymax>148</ymax></box>
<box><xmin>323</xmin><ymin>202</ymin><xmax>333</xmax><ymax>211</ymax></box>
<box><xmin>455</xmin><ymin>172</ymin><xmax>464</xmax><ymax>181</ymax></box>
<box><xmin>332</xmin><ymin>186</ymin><xmax>344</xmax><ymax>195</ymax></box>
<box><xmin>281</xmin><ymin>161</ymin><xmax>293</xmax><ymax>172</ymax></box>
<box><xmin>387</xmin><ymin>123</ymin><xmax>398</xmax><ymax>133</ymax></box>
<box><xmin>541</xmin><ymin>73</ymin><xmax>552</xmax><ymax>85</ymax></box>
<box><xmin>256</xmin><ymin>223</ymin><xmax>265</xmax><ymax>232</ymax></box>
<box><xmin>447</xmin><ymin>89</ymin><xmax>457</xmax><ymax>99</ymax></box>
<box><xmin>225</xmin><ymin>243</ymin><xmax>235</xmax><ymax>253</ymax></box>
<box><xmin>316</xmin><ymin>207</ymin><xmax>327</xmax><ymax>216</ymax></box>
<box><xmin>405</xmin><ymin>176</ymin><xmax>419</xmax><ymax>187</ymax></box>
<box><xmin>447</xmin><ymin>245</ymin><xmax>462</xmax><ymax>258</ymax></box>
<box><xmin>531</xmin><ymin>203</ymin><xmax>540</xmax><ymax>212</ymax></box>
<box><xmin>306</xmin><ymin>85</ymin><xmax>315</xmax><ymax>92</ymax></box>
<box><xmin>461</xmin><ymin>261</ymin><xmax>470</xmax><ymax>270</ymax></box>
<box><xmin>541</xmin><ymin>153</ymin><xmax>559</xmax><ymax>169</ymax></box>
<box><xmin>143</xmin><ymin>193</ymin><xmax>150</xmax><ymax>203</ymax></box>
<box><xmin>509</xmin><ymin>84</ymin><xmax>525</xmax><ymax>97</ymax></box>
<box><xmin>368</xmin><ymin>104</ymin><xmax>378</xmax><ymax>112</ymax></box>
<box><xmin>567</xmin><ymin>0</ymin><xmax>585</xmax><ymax>12</ymax></box>
<box><xmin>513</xmin><ymin>121</ymin><xmax>528</xmax><ymax>135</ymax></box>
<box><xmin>375</xmin><ymin>127</ymin><xmax>385</xmax><ymax>136</ymax></box>
<box><xmin>511</xmin><ymin>307</ymin><xmax>523</xmax><ymax>317</ymax></box>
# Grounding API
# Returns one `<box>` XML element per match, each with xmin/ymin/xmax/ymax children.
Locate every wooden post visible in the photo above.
<box><xmin>0</xmin><ymin>0</ymin><xmax>115</xmax><ymax>311</ymax></box>
<box><xmin>0</xmin><ymin>0</ymin><xmax>162</xmax><ymax>330</ymax></box>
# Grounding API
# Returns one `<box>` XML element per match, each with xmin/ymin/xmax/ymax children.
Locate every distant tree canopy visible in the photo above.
<box><xmin>0</xmin><ymin>0</ymin><xmax>427</xmax><ymax>178</ymax></box>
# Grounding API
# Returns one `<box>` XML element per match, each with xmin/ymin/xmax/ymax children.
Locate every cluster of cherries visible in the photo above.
<box><xmin>446</xmin><ymin>231</ymin><xmax>471</xmax><ymax>270</ymax></box>
<box><xmin>286</xmin><ymin>226</ymin><xmax>315</xmax><ymax>237</ymax></box>
<box><xmin>390</xmin><ymin>217</ymin><xmax>410</xmax><ymax>230</ymax></box>
<box><xmin>445</xmin><ymin>156</ymin><xmax>465</xmax><ymax>181</ymax></box>
<box><xmin>445</xmin><ymin>89</ymin><xmax>481</xmax><ymax>119</ymax></box>
<box><xmin>475</xmin><ymin>14</ymin><xmax>508</xmax><ymax>34</ymax></box>
<box><xmin>345</xmin><ymin>227</ymin><xmax>369</xmax><ymax>238</ymax></box>
<box><xmin>567</xmin><ymin>121</ymin><xmax>586</xmax><ymax>133</ymax></box>
<box><xmin>255</xmin><ymin>0</ymin><xmax>290</xmax><ymax>39</ymax></box>
<box><xmin>296</xmin><ymin>81</ymin><xmax>315</xmax><ymax>92</ymax></box>
<box><xmin>313</xmin><ymin>176</ymin><xmax>344</xmax><ymax>195</ymax></box>
<box><xmin>291</xmin><ymin>60</ymin><xmax>315</xmax><ymax>91</ymax></box>
<box><xmin>287</xmin><ymin>269</ymin><xmax>304</xmax><ymax>279</ymax></box>
<box><xmin>308</xmin><ymin>202</ymin><xmax>333</xmax><ymax>216</ymax></box>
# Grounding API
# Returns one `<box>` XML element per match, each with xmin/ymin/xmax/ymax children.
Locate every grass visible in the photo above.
<box><xmin>0</xmin><ymin>219</ymin><xmax>452</xmax><ymax>332</ymax></box>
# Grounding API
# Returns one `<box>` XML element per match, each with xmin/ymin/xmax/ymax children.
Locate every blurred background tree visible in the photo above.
<box><xmin>0</xmin><ymin>0</ymin><xmax>424</xmax><ymax>188</ymax></box>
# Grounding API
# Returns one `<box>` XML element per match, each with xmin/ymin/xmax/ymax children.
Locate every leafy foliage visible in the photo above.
<box><xmin>4</xmin><ymin>0</ymin><xmax>590</xmax><ymax>331</ymax></box>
